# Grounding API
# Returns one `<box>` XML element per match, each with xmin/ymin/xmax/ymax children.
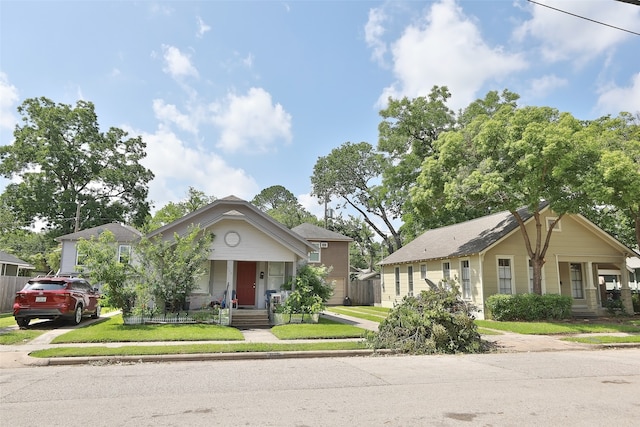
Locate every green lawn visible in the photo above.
<box><xmin>29</xmin><ymin>341</ymin><xmax>370</xmax><ymax>358</ymax></box>
<box><xmin>51</xmin><ymin>314</ymin><xmax>244</xmax><ymax>343</ymax></box>
<box><xmin>475</xmin><ymin>319</ymin><xmax>640</xmax><ymax>335</ymax></box>
<box><xmin>562</xmin><ymin>335</ymin><xmax>640</xmax><ymax>344</ymax></box>
<box><xmin>0</xmin><ymin>313</ymin><xmax>16</xmax><ymax>328</ymax></box>
<box><xmin>325</xmin><ymin>306</ymin><xmax>389</xmax><ymax>323</ymax></box>
<box><xmin>271</xmin><ymin>317</ymin><xmax>367</xmax><ymax>339</ymax></box>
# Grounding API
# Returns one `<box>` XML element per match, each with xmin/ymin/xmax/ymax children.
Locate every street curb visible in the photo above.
<box><xmin>37</xmin><ymin>349</ymin><xmax>395</xmax><ymax>366</ymax></box>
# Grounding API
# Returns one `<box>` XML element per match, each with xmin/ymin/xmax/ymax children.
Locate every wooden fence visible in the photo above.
<box><xmin>0</xmin><ymin>276</ymin><xmax>29</xmax><ymax>313</ymax></box>
<box><xmin>348</xmin><ymin>279</ymin><xmax>381</xmax><ymax>306</ymax></box>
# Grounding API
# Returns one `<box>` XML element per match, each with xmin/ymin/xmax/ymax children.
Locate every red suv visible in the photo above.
<box><xmin>13</xmin><ymin>276</ymin><xmax>101</xmax><ymax>327</ymax></box>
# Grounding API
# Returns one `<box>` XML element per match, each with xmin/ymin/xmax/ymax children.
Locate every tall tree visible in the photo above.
<box><xmin>311</xmin><ymin>141</ymin><xmax>402</xmax><ymax>254</ymax></box>
<box><xmin>251</xmin><ymin>185</ymin><xmax>318</xmax><ymax>228</ymax></box>
<box><xmin>147</xmin><ymin>187</ymin><xmax>216</xmax><ymax>231</ymax></box>
<box><xmin>0</xmin><ymin>97</ymin><xmax>154</xmax><ymax>235</ymax></box>
<box><xmin>587</xmin><ymin>113</ymin><xmax>640</xmax><ymax>250</ymax></box>
<box><xmin>413</xmin><ymin>97</ymin><xmax>598</xmax><ymax>294</ymax></box>
<box><xmin>377</xmin><ymin>86</ymin><xmax>456</xmax><ymax>237</ymax></box>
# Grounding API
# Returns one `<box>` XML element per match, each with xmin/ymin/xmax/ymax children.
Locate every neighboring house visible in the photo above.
<box><xmin>146</xmin><ymin>195</ymin><xmax>317</xmax><ymax>310</ymax></box>
<box><xmin>0</xmin><ymin>250</ymin><xmax>34</xmax><ymax>276</ymax></box>
<box><xmin>379</xmin><ymin>205</ymin><xmax>637</xmax><ymax>318</ymax></box>
<box><xmin>56</xmin><ymin>223</ymin><xmax>143</xmax><ymax>276</ymax></box>
<box><xmin>291</xmin><ymin>223</ymin><xmax>353</xmax><ymax>305</ymax></box>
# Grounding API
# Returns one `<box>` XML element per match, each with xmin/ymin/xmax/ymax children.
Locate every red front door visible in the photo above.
<box><xmin>236</xmin><ymin>261</ymin><xmax>257</xmax><ymax>306</ymax></box>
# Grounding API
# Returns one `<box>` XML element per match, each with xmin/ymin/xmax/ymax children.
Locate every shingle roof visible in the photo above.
<box><xmin>380</xmin><ymin>205</ymin><xmax>538</xmax><ymax>265</ymax></box>
<box><xmin>0</xmin><ymin>250</ymin><xmax>32</xmax><ymax>267</ymax></box>
<box><xmin>292</xmin><ymin>223</ymin><xmax>353</xmax><ymax>241</ymax></box>
<box><xmin>55</xmin><ymin>223</ymin><xmax>143</xmax><ymax>242</ymax></box>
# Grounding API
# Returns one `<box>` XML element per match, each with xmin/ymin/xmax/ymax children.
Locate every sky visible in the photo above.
<box><xmin>1</xmin><ymin>0</ymin><xmax>639</xmax><ymax>222</ymax></box>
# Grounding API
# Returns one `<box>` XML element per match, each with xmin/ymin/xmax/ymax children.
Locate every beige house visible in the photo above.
<box><xmin>379</xmin><ymin>205</ymin><xmax>636</xmax><ymax>318</ymax></box>
<box><xmin>292</xmin><ymin>223</ymin><xmax>353</xmax><ymax>305</ymax></box>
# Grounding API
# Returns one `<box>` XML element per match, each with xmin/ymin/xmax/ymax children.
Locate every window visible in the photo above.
<box><xmin>118</xmin><ymin>245</ymin><xmax>132</xmax><ymax>264</ymax></box>
<box><xmin>420</xmin><ymin>264</ymin><xmax>427</xmax><ymax>280</ymax></box>
<box><xmin>395</xmin><ymin>267</ymin><xmax>400</xmax><ymax>296</ymax></box>
<box><xmin>546</xmin><ymin>217</ymin><xmax>561</xmax><ymax>232</ymax></box>
<box><xmin>442</xmin><ymin>262</ymin><xmax>451</xmax><ymax>281</ymax></box>
<box><xmin>75</xmin><ymin>249</ymin><xmax>86</xmax><ymax>267</ymax></box>
<box><xmin>308</xmin><ymin>243</ymin><xmax>320</xmax><ymax>263</ymax></box>
<box><xmin>570</xmin><ymin>263</ymin><xmax>584</xmax><ymax>299</ymax></box>
<box><xmin>408</xmin><ymin>266</ymin><xmax>414</xmax><ymax>296</ymax></box>
<box><xmin>268</xmin><ymin>262</ymin><xmax>285</xmax><ymax>289</ymax></box>
<box><xmin>461</xmin><ymin>260</ymin><xmax>471</xmax><ymax>299</ymax></box>
<box><xmin>498</xmin><ymin>258</ymin><xmax>512</xmax><ymax>294</ymax></box>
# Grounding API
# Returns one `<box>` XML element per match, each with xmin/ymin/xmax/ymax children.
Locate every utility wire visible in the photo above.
<box><xmin>528</xmin><ymin>0</ymin><xmax>640</xmax><ymax>36</ymax></box>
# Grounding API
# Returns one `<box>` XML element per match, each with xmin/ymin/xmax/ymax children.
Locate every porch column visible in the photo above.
<box><xmin>618</xmin><ymin>258</ymin><xmax>634</xmax><ymax>314</ymax></box>
<box><xmin>584</xmin><ymin>261</ymin><xmax>599</xmax><ymax>313</ymax></box>
<box><xmin>226</xmin><ymin>260</ymin><xmax>234</xmax><ymax>323</ymax></box>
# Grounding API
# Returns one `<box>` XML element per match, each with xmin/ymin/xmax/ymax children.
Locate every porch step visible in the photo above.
<box><xmin>231</xmin><ymin>309</ymin><xmax>270</xmax><ymax>329</ymax></box>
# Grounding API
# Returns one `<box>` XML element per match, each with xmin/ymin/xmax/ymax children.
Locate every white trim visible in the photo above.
<box><xmin>460</xmin><ymin>258</ymin><xmax>471</xmax><ymax>299</ymax></box>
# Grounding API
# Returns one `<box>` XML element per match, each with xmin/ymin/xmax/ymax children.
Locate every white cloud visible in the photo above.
<box><xmin>211</xmin><ymin>87</ymin><xmax>293</xmax><ymax>153</ymax></box>
<box><xmin>0</xmin><ymin>72</ymin><xmax>19</xmax><ymax>130</ymax></box>
<box><xmin>162</xmin><ymin>45</ymin><xmax>199</xmax><ymax>79</ymax></box>
<box><xmin>297</xmin><ymin>192</ymin><xmax>324</xmax><ymax>218</ymax></box>
<box><xmin>596</xmin><ymin>72</ymin><xmax>640</xmax><ymax>115</ymax></box>
<box><xmin>152</xmin><ymin>99</ymin><xmax>199</xmax><ymax>134</ymax></box>
<box><xmin>378</xmin><ymin>0</ymin><xmax>527</xmax><ymax>111</ymax></box>
<box><xmin>514</xmin><ymin>0</ymin><xmax>639</xmax><ymax>66</ymax></box>
<box><xmin>365</xmin><ymin>7</ymin><xmax>388</xmax><ymax>66</ymax></box>
<box><xmin>196</xmin><ymin>16</ymin><xmax>211</xmax><ymax>38</ymax></box>
<box><xmin>526</xmin><ymin>74</ymin><xmax>568</xmax><ymax>99</ymax></box>
<box><xmin>131</xmin><ymin>125</ymin><xmax>259</xmax><ymax>210</ymax></box>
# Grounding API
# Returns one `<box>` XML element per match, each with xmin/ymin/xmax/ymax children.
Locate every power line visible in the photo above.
<box><xmin>528</xmin><ymin>0</ymin><xmax>640</xmax><ymax>36</ymax></box>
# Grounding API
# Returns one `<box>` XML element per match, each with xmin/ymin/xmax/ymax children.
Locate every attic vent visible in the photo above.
<box><xmin>320</xmin><ymin>242</ymin><xmax>328</xmax><ymax>248</ymax></box>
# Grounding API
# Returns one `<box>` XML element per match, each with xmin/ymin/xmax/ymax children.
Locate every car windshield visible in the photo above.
<box><xmin>24</xmin><ymin>281</ymin><xmax>67</xmax><ymax>291</ymax></box>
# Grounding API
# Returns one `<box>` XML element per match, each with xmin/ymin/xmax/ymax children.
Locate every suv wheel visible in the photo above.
<box><xmin>16</xmin><ymin>318</ymin><xmax>30</xmax><ymax>328</ymax></box>
<box><xmin>91</xmin><ymin>305</ymin><xmax>101</xmax><ymax>319</ymax></box>
<box><xmin>71</xmin><ymin>304</ymin><xmax>83</xmax><ymax>325</ymax></box>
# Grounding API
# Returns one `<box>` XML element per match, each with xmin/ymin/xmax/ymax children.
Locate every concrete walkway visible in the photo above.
<box><xmin>1</xmin><ymin>311</ymin><xmax>638</xmax><ymax>368</ymax></box>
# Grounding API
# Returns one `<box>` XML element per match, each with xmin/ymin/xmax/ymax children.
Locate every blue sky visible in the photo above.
<box><xmin>1</xmin><ymin>0</ymin><xmax>639</xmax><ymax>221</ymax></box>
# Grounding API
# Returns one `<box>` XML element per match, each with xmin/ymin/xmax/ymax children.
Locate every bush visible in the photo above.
<box><xmin>366</xmin><ymin>283</ymin><xmax>485</xmax><ymax>354</ymax></box>
<box><xmin>485</xmin><ymin>293</ymin><xmax>572</xmax><ymax>321</ymax></box>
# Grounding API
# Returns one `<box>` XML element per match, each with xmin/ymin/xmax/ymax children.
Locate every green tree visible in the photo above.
<box><xmin>147</xmin><ymin>187</ymin><xmax>216</xmax><ymax>231</ymax></box>
<box><xmin>587</xmin><ymin>113</ymin><xmax>640</xmax><ymax>250</ymax></box>
<box><xmin>311</xmin><ymin>141</ymin><xmax>402</xmax><ymax>254</ymax></box>
<box><xmin>329</xmin><ymin>215</ymin><xmax>382</xmax><ymax>272</ymax></box>
<box><xmin>135</xmin><ymin>225</ymin><xmax>214</xmax><ymax>312</ymax></box>
<box><xmin>413</xmin><ymin>97</ymin><xmax>598</xmax><ymax>295</ymax></box>
<box><xmin>76</xmin><ymin>230</ymin><xmax>135</xmax><ymax>314</ymax></box>
<box><xmin>0</xmin><ymin>97</ymin><xmax>154</xmax><ymax>235</ymax></box>
<box><xmin>281</xmin><ymin>264</ymin><xmax>334</xmax><ymax>321</ymax></box>
<box><xmin>251</xmin><ymin>185</ymin><xmax>318</xmax><ymax>228</ymax></box>
<box><xmin>377</xmin><ymin>86</ymin><xmax>457</xmax><ymax>238</ymax></box>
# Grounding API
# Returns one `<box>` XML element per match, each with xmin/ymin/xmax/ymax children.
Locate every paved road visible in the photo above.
<box><xmin>1</xmin><ymin>348</ymin><xmax>639</xmax><ymax>426</ymax></box>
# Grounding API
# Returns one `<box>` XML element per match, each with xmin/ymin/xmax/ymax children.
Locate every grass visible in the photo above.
<box><xmin>475</xmin><ymin>319</ymin><xmax>640</xmax><ymax>335</ymax></box>
<box><xmin>325</xmin><ymin>306</ymin><xmax>389</xmax><ymax>323</ymax></box>
<box><xmin>271</xmin><ymin>317</ymin><xmax>367</xmax><ymax>339</ymax></box>
<box><xmin>0</xmin><ymin>329</ymin><xmax>46</xmax><ymax>345</ymax></box>
<box><xmin>29</xmin><ymin>341</ymin><xmax>370</xmax><ymax>358</ymax></box>
<box><xmin>562</xmin><ymin>335</ymin><xmax>640</xmax><ymax>344</ymax></box>
<box><xmin>51</xmin><ymin>314</ymin><xmax>244</xmax><ymax>343</ymax></box>
<box><xmin>0</xmin><ymin>312</ymin><xmax>17</xmax><ymax>328</ymax></box>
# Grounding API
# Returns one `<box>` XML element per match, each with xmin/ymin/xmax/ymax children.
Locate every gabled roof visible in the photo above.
<box><xmin>292</xmin><ymin>223</ymin><xmax>353</xmax><ymax>242</ymax></box>
<box><xmin>380</xmin><ymin>205</ymin><xmax>539</xmax><ymax>265</ymax></box>
<box><xmin>55</xmin><ymin>223</ymin><xmax>143</xmax><ymax>242</ymax></box>
<box><xmin>145</xmin><ymin>195</ymin><xmax>316</xmax><ymax>256</ymax></box>
<box><xmin>0</xmin><ymin>250</ymin><xmax>33</xmax><ymax>268</ymax></box>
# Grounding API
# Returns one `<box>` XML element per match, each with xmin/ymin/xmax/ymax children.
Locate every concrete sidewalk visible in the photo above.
<box><xmin>1</xmin><ymin>311</ymin><xmax>638</xmax><ymax>368</ymax></box>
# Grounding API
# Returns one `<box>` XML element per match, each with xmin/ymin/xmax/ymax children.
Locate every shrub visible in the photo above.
<box><xmin>632</xmin><ymin>293</ymin><xmax>639</xmax><ymax>314</ymax></box>
<box><xmin>366</xmin><ymin>283</ymin><xmax>485</xmax><ymax>354</ymax></box>
<box><xmin>485</xmin><ymin>293</ymin><xmax>571</xmax><ymax>321</ymax></box>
